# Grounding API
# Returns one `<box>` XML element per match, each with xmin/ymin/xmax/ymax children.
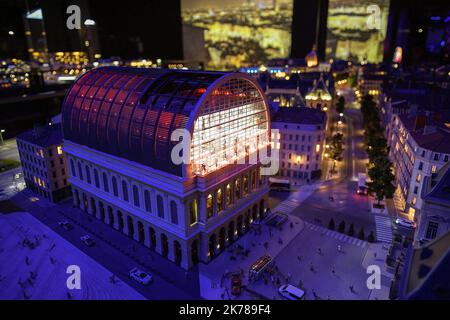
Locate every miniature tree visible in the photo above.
<box><xmin>338</xmin><ymin>221</ymin><xmax>346</xmax><ymax>233</ymax></box>
<box><xmin>329</xmin><ymin>218</ymin><xmax>335</xmax><ymax>230</ymax></box>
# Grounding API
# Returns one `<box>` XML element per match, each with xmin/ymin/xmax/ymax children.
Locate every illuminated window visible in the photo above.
<box><xmin>189</xmin><ymin>199</ymin><xmax>198</xmax><ymax>225</ymax></box>
<box><xmin>216</xmin><ymin>188</ymin><xmax>223</xmax><ymax>213</ymax></box>
<box><xmin>251</xmin><ymin>171</ymin><xmax>256</xmax><ymax>190</ymax></box>
<box><xmin>243</xmin><ymin>175</ymin><xmax>249</xmax><ymax>196</ymax></box>
<box><xmin>235</xmin><ymin>178</ymin><xmax>241</xmax><ymax>200</ymax></box>
<box><xmin>190</xmin><ymin>78</ymin><xmax>268</xmax><ymax>176</ymax></box>
<box><xmin>411</xmin><ymin>196</ymin><xmax>417</xmax><ymax>206</ymax></box>
<box><xmin>57</xmin><ymin>146</ymin><xmax>63</xmax><ymax>155</ymax></box>
<box><xmin>431</xmin><ymin>165</ymin><xmax>437</xmax><ymax>173</ymax></box>
<box><xmin>226</xmin><ymin>184</ymin><xmax>232</xmax><ymax>207</ymax></box>
<box><xmin>316</xmin><ymin>144</ymin><xmax>321</xmax><ymax>153</ymax></box>
<box><xmin>206</xmin><ymin>194</ymin><xmax>213</xmax><ymax>218</ymax></box>
<box><xmin>416</xmin><ymin>174</ymin><xmax>421</xmax><ymax>183</ymax></box>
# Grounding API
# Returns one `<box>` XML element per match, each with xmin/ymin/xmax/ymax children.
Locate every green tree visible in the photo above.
<box><xmin>328</xmin><ymin>218</ymin><xmax>335</xmax><ymax>230</ymax></box>
<box><xmin>358</xmin><ymin>228</ymin><xmax>365</xmax><ymax>240</ymax></box>
<box><xmin>367</xmin><ymin>156</ymin><xmax>396</xmax><ymax>205</ymax></box>
<box><xmin>368</xmin><ymin>231</ymin><xmax>376</xmax><ymax>243</ymax></box>
<box><xmin>348</xmin><ymin>223</ymin><xmax>355</xmax><ymax>237</ymax></box>
<box><xmin>329</xmin><ymin>133</ymin><xmax>344</xmax><ymax>162</ymax></box>
<box><xmin>338</xmin><ymin>221</ymin><xmax>346</xmax><ymax>233</ymax></box>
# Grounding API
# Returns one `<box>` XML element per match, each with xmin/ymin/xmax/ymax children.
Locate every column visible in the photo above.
<box><xmin>155</xmin><ymin>232</ymin><xmax>163</xmax><ymax>255</ymax></box>
<box><xmin>143</xmin><ymin>223</ymin><xmax>151</xmax><ymax>248</ymax></box>
<box><xmin>80</xmin><ymin>194</ymin><xmax>86</xmax><ymax>211</ymax></box>
<box><xmin>95</xmin><ymin>200</ymin><xmax>101</xmax><ymax>220</ymax></box>
<box><xmin>180</xmin><ymin>245</ymin><xmax>190</xmax><ymax>270</ymax></box>
<box><xmin>133</xmin><ymin>219</ymin><xmax>140</xmax><ymax>242</ymax></box>
<box><xmin>113</xmin><ymin>210</ymin><xmax>120</xmax><ymax>230</ymax></box>
<box><xmin>104</xmin><ymin>207</ymin><xmax>111</xmax><ymax>225</ymax></box>
<box><xmin>123</xmin><ymin>214</ymin><xmax>129</xmax><ymax>235</ymax></box>
<box><xmin>168</xmin><ymin>238</ymin><xmax>176</xmax><ymax>263</ymax></box>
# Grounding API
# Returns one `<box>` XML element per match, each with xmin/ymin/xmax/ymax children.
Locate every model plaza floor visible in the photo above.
<box><xmin>0</xmin><ymin>212</ymin><xmax>144</xmax><ymax>300</ymax></box>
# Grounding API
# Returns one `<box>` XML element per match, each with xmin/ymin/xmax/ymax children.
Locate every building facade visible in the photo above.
<box><xmin>271</xmin><ymin>107</ymin><xmax>327</xmax><ymax>182</ymax></box>
<box><xmin>16</xmin><ymin>123</ymin><xmax>71</xmax><ymax>202</ymax></box>
<box><xmin>61</xmin><ymin>67</ymin><xmax>271</xmax><ymax>269</ymax></box>
<box><xmin>416</xmin><ymin>162</ymin><xmax>450</xmax><ymax>244</ymax></box>
<box><xmin>388</xmin><ymin>113</ymin><xmax>450</xmax><ymax>221</ymax></box>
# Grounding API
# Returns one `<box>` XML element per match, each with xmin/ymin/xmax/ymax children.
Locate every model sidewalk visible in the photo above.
<box><xmin>198</xmin><ymin>214</ymin><xmax>305</xmax><ymax>300</ymax></box>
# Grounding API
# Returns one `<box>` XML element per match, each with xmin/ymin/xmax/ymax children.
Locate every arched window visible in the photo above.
<box><xmin>102</xmin><ymin>172</ymin><xmax>109</xmax><ymax>192</ymax></box>
<box><xmin>70</xmin><ymin>159</ymin><xmax>76</xmax><ymax>177</ymax></box>
<box><xmin>243</xmin><ymin>175</ymin><xmax>249</xmax><ymax>195</ymax></box>
<box><xmin>170</xmin><ymin>201</ymin><xmax>178</xmax><ymax>224</ymax></box>
<box><xmin>206</xmin><ymin>194</ymin><xmax>213</xmax><ymax>218</ymax></box>
<box><xmin>226</xmin><ymin>183</ymin><xmax>232</xmax><ymax>207</ymax></box>
<box><xmin>122</xmin><ymin>180</ymin><xmax>129</xmax><ymax>202</ymax></box>
<box><xmin>133</xmin><ymin>185</ymin><xmax>140</xmax><ymax>207</ymax></box>
<box><xmin>251</xmin><ymin>170</ymin><xmax>256</xmax><ymax>190</ymax></box>
<box><xmin>157</xmin><ymin>195</ymin><xmax>164</xmax><ymax>218</ymax></box>
<box><xmin>94</xmin><ymin>169</ymin><xmax>100</xmax><ymax>188</ymax></box>
<box><xmin>235</xmin><ymin>178</ymin><xmax>241</xmax><ymax>200</ymax></box>
<box><xmin>189</xmin><ymin>199</ymin><xmax>198</xmax><ymax>225</ymax></box>
<box><xmin>216</xmin><ymin>188</ymin><xmax>223</xmax><ymax>213</ymax></box>
<box><xmin>112</xmin><ymin>176</ymin><xmax>118</xmax><ymax>196</ymax></box>
<box><xmin>85</xmin><ymin>165</ymin><xmax>91</xmax><ymax>184</ymax></box>
<box><xmin>144</xmin><ymin>190</ymin><xmax>151</xmax><ymax>212</ymax></box>
<box><xmin>77</xmin><ymin>162</ymin><xmax>83</xmax><ymax>180</ymax></box>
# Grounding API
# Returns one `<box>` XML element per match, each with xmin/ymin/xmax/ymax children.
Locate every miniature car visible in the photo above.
<box><xmin>129</xmin><ymin>267</ymin><xmax>153</xmax><ymax>285</ymax></box>
<box><xmin>394</xmin><ymin>218</ymin><xmax>416</xmax><ymax>230</ymax></box>
<box><xmin>278</xmin><ymin>284</ymin><xmax>305</xmax><ymax>300</ymax></box>
<box><xmin>80</xmin><ymin>235</ymin><xmax>96</xmax><ymax>247</ymax></box>
<box><xmin>58</xmin><ymin>221</ymin><xmax>73</xmax><ymax>231</ymax></box>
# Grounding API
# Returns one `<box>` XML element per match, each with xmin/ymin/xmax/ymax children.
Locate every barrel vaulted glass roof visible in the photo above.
<box><xmin>62</xmin><ymin>67</ymin><xmax>270</xmax><ymax>177</ymax></box>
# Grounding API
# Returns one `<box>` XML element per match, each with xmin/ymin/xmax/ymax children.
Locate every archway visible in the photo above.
<box><xmin>208</xmin><ymin>233</ymin><xmax>216</xmax><ymax>258</ymax></box>
<box><xmin>219</xmin><ymin>227</ymin><xmax>226</xmax><ymax>251</ymax></box>
<box><xmin>228</xmin><ymin>221</ymin><xmax>235</xmax><ymax>243</ymax></box>
<box><xmin>245</xmin><ymin>210</ymin><xmax>250</xmax><ymax>230</ymax></box>
<box><xmin>191</xmin><ymin>240</ymin><xmax>199</xmax><ymax>264</ymax></box>
<box><xmin>259</xmin><ymin>199</ymin><xmax>265</xmax><ymax>217</ymax></box>
<box><xmin>73</xmin><ymin>189</ymin><xmax>80</xmax><ymax>207</ymax></box>
<box><xmin>252</xmin><ymin>204</ymin><xmax>258</xmax><ymax>221</ymax></box>
<box><xmin>161</xmin><ymin>234</ymin><xmax>169</xmax><ymax>257</ymax></box>
<box><xmin>149</xmin><ymin>227</ymin><xmax>156</xmax><ymax>249</ymax></box>
<box><xmin>90</xmin><ymin>197</ymin><xmax>96</xmax><ymax>215</ymax></box>
<box><xmin>99</xmin><ymin>202</ymin><xmax>105</xmax><ymax>222</ymax></box>
<box><xmin>127</xmin><ymin>216</ymin><xmax>134</xmax><ymax>238</ymax></box>
<box><xmin>82</xmin><ymin>194</ymin><xmax>88</xmax><ymax>212</ymax></box>
<box><xmin>137</xmin><ymin>221</ymin><xmax>145</xmax><ymax>243</ymax></box>
<box><xmin>236</xmin><ymin>215</ymin><xmax>243</xmax><ymax>237</ymax></box>
<box><xmin>117</xmin><ymin>211</ymin><xmax>124</xmax><ymax>232</ymax></box>
<box><xmin>174</xmin><ymin>241</ymin><xmax>182</xmax><ymax>265</ymax></box>
<box><xmin>107</xmin><ymin>206</ymin><xmax>114</xmax><ymax>226</ymax></box>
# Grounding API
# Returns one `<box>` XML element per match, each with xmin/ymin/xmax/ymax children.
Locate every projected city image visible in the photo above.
<box><xmin>182</xmin><ymin>0</ymin><xmax>293</xmax><ymax>70</ymax></box>
<box><xmin>326</xmin><ymin>0</ymin><xmax>389</xmax><ymax>63</ymax></box>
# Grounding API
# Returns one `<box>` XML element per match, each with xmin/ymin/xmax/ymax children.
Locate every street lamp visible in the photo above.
<box><xmin>0</xmin><ymin>129</ymin><xmax>5</xmax><ymax>145</ymax></box>
<box><xmin>339</xmin><ymin>113</ymin><xmax>344</xmax><ymax>117</ymax></box>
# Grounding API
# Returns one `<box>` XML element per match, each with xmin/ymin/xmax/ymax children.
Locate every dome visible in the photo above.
<box><xmin>62</xmin><ymin>67</ymin><xmax>270</xmax><ymax>177</ymax></box>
